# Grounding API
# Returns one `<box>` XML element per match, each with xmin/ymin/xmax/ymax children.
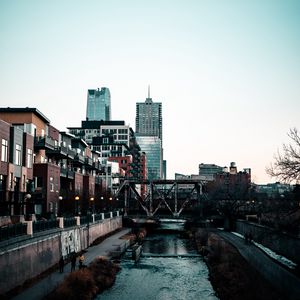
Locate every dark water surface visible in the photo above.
<box><xmin>97</xmin><ymin>220</ymin><xmax>218</xmax><ymax>300</ymax></box>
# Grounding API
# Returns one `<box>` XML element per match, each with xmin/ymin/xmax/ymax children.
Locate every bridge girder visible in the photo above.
<box><xmin>114</xmin><ymin>179</ymin><xmax>207</xmax><ymax>217</ymax></box>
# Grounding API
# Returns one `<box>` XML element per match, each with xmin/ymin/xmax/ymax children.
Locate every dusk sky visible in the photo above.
<box><xmin>1</xmin><ymin>0</ymin><xmax>299</xmax><ymax>183</ymax></box>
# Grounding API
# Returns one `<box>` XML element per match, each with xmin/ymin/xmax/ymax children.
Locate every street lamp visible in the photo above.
<box><xmin>24</xmin><ymin>194</ymin><xmax>31</xmax><ymax>216</ymax></box>
<box><xmin>75</xmin><ymin>196</ymin><xmax>80</xmax><ymax>215</ymax></box>
<box><xmin>109</xmin><ymin>197</ymin><xmax>113</xmax><ymax>211</ymax></box>
<box><xmin>90</xmin><ymin>197</ymin><xmax>95</xmax><ymax>214</ymax></box>
<box><xmin>58</xmin><ymin>196</ymin><xmax>63</xmax><ymax>216</ymax></box>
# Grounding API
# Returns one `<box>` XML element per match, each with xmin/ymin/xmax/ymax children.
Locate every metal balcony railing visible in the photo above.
<box><xmin>67</xmin><ymin>148</ymin><xmax>76</xmax><ymax>159</ymax></box>
<box><xmin>84</xmin><ymin>157</ymin><xmax>93</xmax><ymax>166</ymax></box>
<box><xmin>34</xmin><ymin>136</ymin><xmax>56</xmax><ymax>150</ymax></box>
<box><xmin>60</xmin><ymin>167</ymin><xmax>68</xmax><ymax>177</ymax></box>
<box><xmin>74</xmin><ymin>153</ymin><xmax>85</xmax><ymax>164</ymax></box>
<box><xmin>67</xmin><ymin>170</ymin><xmax>75</xmax><ymax>179</ymax></box>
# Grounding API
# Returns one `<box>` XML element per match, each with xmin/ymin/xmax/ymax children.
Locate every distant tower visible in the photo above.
<box><xmin>135</xmin><ymin>87</ymin><xmax>164</xmax><ymax>179</ymax></box>
<box><xmin>86</xmin><ymin>87</ymin><xmax>111</xmax><ymax>121</ymax></box>
<box><xmin>135</xmin><ymin>86</ymin><xmax>162</xmax><ymax>141</ymax></box>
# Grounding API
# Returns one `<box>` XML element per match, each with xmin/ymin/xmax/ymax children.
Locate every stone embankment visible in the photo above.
<box><xmin>193</xmin><ymin>228</ymin><xmax>283</xmax><ymax>300</ymax></box>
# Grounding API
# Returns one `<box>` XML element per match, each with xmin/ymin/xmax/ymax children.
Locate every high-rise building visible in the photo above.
<box><xmin>136</xmin><ymin>135</ymin><xmax>162</xmax><ymax>180</ymax></box>
<box><xmin>86</xmin><ymin>87</ymin><xmax>111</xmax><ymax>121</ymax></box>
<box><xmin>135</xmin><ymin>87</ymin><xmax>162</xmax><ymax>141</ymax></box>
<box><xmin>135</xmin><ymin>87</ymin><xmax>164</xmax><ymax>179</ymax></box>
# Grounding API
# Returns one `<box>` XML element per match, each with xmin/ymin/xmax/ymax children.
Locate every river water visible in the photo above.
<box><xmin>97</xmin><ymin>220</ymin><xmax>218</xmax><ymax>300</ymax></box>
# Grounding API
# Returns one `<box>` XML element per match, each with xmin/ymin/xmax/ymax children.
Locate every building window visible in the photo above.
<box><xmin>15</xmin><ymin>144</ymin><xmax>22</xmax><ymax>166</ymax></box>
<box><xmin>0</xmin><ymin>174</ymin><xmax>5</xmax><ymax>192</ymax></box>
<box><xmin>27</xmin><ymin>148</ymin><xmax>33</xmax><ymax>168</ymax></box>
<box><xmin>36</xmin><ymin>177</ymin><xmax>43</xmax><ymax>188</ymax></box>
<box><xmin>1</xmin><ymin>139</ymin><xmax>8</xmax><ymax>162</ymax></box>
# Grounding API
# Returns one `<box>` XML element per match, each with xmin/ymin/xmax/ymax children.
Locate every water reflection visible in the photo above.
<box><xmin>97</xmin><ymin>221</ymin><xmax>218</xmax><ymax>300</ymax></box>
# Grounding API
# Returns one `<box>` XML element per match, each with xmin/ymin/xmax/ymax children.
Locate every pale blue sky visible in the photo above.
<box><xmin>1</xmin><ymin>0</ymin><xmax>300</xmax><ymax>183</ymax></box>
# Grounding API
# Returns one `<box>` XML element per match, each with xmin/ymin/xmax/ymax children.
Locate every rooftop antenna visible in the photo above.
<box><xmin>148</xmin><ymin>85</ymin><xmax>150</xmax><ymax>99</ymax></box>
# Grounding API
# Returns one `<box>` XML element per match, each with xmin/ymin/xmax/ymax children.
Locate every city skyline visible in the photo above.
<box><xmin>1</xmin><ymin>1</ymin><xmax>300</xmax><ymax>183</ymax></box>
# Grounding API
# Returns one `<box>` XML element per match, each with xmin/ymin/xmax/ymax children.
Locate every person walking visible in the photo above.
<box><xmin>71</xmin><ymin>253</ymin><xmax>77</xmax><ymax>272</ymax></box>
<box><xmin>79</xmin><ymin>253</ymin><xmax>85</xmax><ymax>269</ymax></box>
<box><xmin>59</xmin><ymin>256</ymin><xmax>64</xmax><ymax>273</ymax></box>
<box><xmin>245</xmin><ymin>232</ymin><xmax>249</xmax><ymax>244</ymax></box>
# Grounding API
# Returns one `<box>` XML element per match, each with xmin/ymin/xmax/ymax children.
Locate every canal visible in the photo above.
<box><xmin>97</xmin><ymin>219</ymin><xmax>218</xmax><ymax>300</ymax></box>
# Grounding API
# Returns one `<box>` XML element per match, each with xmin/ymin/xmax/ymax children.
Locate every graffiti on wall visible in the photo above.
<box><xmin>61</xmin><ymin>229</ymin><xmax>81</xmax><ymax>257</ymax></box>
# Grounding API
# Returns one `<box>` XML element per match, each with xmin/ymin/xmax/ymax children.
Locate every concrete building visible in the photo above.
<box><xmin>68</xmin><ymin>120</ymin><xmax>130</xmax><ymax>161</ymax></box>
<box><xmin>254</xmin><ymin>182</ymin><xmax>293</xmax><ymax>198</ymax></box>
<box><xmin>68</xmin><ymin>120</ymin><xmax>147</xmax><ymax>184</ymax></box>
<box><xmin>86</xmin><ymin>87</ymin><xmax>111</xmax><ymax>121</ymax></box>
<box><xmin>199</xmin><ymin>163</ymin><xmax>225</xmax><ymax>181</ymax></box>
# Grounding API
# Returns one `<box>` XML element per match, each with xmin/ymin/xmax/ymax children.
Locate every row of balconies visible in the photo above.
<box><xmin>47</xmin><ymin>145</ymin><xmax>76</xmax><ymax>160</ymax></box>
<box><xmin>34</xmin><ymin>135</ymin><xmax>102</xmax><ymax>172</ymax></box>
<box><xmin>34</xmin><ymin>135</ymin><xmax>143</xmax><ymax>179</ymax></box>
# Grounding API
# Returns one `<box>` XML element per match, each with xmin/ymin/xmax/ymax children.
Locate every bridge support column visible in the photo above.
<box><xmin>150</xmin><ymin>182</ymin><xmax>154</xmax><ymax>216</ymax></box>
<box><xmin>196</xmin><ymin>183</ymin><xmax>202</xmax><ymax>217</ymax></box>
<box><xmin>174</xmin><ymin>183</ymin><xmax>178</xmax><ymax>215</ymax></box>
<box><xmin>124</xmin><ymin>185</ymin><xmax>128</xmax><ymax>216</ymax></box>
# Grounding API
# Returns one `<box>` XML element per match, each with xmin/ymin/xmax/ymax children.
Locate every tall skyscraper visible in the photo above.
<box><xmin>86</xmin><ymin>87</ymin><xmax>111</xmax><ymax>121</ymax></box>
<box><xmin>135</xmin><ymin>87</ymin><xmax>162</xmax><ymax>141</ymax></box>
<box><xmin>135</xmin><ymin>87</ymin><xmax>164</xmax><ymax>179</ymax></box>
<box><xmin>136</xmin><ymin>135</ymin><xmax>162</xmax><ymax>180</ymax></box>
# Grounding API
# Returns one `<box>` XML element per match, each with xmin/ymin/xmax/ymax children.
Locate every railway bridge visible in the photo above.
<box><xmin>113</xmin><ymin>179</ymin><xmax>208</xmax><ymax>217</ymax></box>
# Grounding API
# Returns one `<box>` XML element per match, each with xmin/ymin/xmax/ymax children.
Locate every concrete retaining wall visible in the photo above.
<box><xmin>236</xmin><ymin>220</ymin><xmax>300</xmax><ymax>265</ymax></box>
<box><xmin>0</xmin><ymin>216</ymin><xmax>122</xmax><ymax>295</ymax></box>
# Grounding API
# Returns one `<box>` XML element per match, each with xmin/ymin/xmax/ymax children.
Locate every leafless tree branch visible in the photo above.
<box><xmin>266</xmin><ymin>128</ymin><xmax>300</xmax><ymax>183</ymax></box>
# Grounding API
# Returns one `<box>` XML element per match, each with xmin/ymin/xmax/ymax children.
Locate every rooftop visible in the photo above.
<box><xmin>0</xmin><ymin>107</ymin><xmax>50</xmax><ymax>124</ymax></box>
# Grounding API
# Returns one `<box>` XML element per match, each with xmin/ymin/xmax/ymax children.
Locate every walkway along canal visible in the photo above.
<box><xmin>98</xmin><ymin>219</ymin><xmax>218</xmax><ymax>300</ymax></box>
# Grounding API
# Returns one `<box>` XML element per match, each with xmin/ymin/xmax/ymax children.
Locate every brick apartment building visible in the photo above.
<box><xmin>0</xmin><ymin>108</ymin><xmax>112</xmax><ymax>218</ymax></box>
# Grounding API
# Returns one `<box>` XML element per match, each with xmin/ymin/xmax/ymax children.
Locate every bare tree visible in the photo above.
<box><xmin>266</xmin><ymin>128</ymin><xmax>300</xmax><ymax>182</ymax></box>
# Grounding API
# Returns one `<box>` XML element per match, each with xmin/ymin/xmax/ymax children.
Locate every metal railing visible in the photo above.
<box><xmin>64</xmin><ymin>217</ymin><xmax>76</xmax><ymax>228</ymax></box>
<box><xmin>33</xmin><ymin>219</ymin><xmax>59</xmax><ymax>232</ymax></box>
<box><xmin>80</xmin><ymin>215</ymin><xmax>93</xmax><ymax>225</ymax></box>
<box><xmin>94</xmin><ymin>214</ymin><xmax>103</xmax><ymax>222</ymax></box>
<box><xmin>0</xmin><ymin>211</ymin><xmax>120</xmax><ymax>241</ymax></box>
<box><xmin>104</xmin><ymin>212</ymin><xmax>111</xmax><ymax>219</ymax></box>
<box><xmin>0</xmin><ymin>223</ymin><xmax>27</xmax><ymax>241</ymax></box>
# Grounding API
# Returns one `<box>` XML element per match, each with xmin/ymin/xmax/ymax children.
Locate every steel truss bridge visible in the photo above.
<box><xmin>114</xmin><ymin>179</ymin><xmax>207</xmax><ymax>217</ymax></box>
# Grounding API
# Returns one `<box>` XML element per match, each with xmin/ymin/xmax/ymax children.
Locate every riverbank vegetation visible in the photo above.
<box><xmin>44</xmin><ymin>257</ymin><xmax>120</xmax><ymax>300</ymax></box>
<box><xmin>193</xmin><ymin>228</ymin><xmax>282</xmax><ymax>300</ymax></box>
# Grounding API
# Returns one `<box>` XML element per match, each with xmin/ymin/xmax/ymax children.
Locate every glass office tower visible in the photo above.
<box><xmin>136</xmin><ymin>135</ymin><xmax>162</xmax><ymax>180</ymax></box>
<box><xmin>86</xmin><ymin>87</ymin><xmax>111</xmax><ymax>121</ymax></box>
<box><xmin>135</xmin><ymin>89</ymin><xmax>165</xmax><ymax>179</ymax></box>
<box><xmin>135</xmin><ymin>97</ymin><xmax>162</xmax><ymax>142</ymax></box>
